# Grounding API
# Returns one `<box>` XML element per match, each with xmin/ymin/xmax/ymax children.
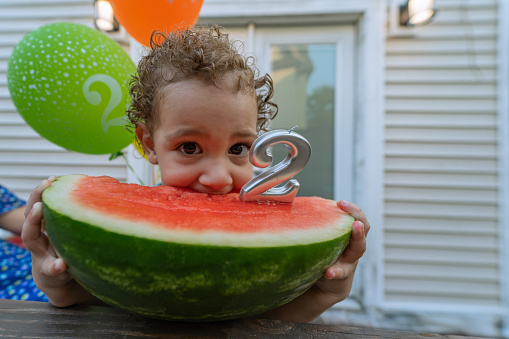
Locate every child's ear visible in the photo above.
<box><xmin>135</xmin><ymin>124</ymin><xmax>158</xmax><ymax>165</ymax></box>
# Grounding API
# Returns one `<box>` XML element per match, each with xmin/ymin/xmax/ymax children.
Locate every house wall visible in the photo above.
<box><xmin>384</xmin><ymin>0</ymin><xmax>502</xmax><ymax>307</ymax></box>
<box><xmin>0</xmin><ymin>0</ymin><xmax>128</xmax><ymax>201</ymax></box>
<box><xmin>359</xmin><ymin>1</ymin><xmax>508</xmax><ymax>336</ymax></box>
<box><xmin>321</xmin><ymin>1</ymin><xmax>507</xmax><ymax>337</ymax></box>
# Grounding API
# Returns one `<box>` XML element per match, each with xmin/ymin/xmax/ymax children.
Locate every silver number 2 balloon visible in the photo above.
<box><xmin>239</xmin><ymin>127</ymin><xmax>312</xmax><ymax>203</ymax></box>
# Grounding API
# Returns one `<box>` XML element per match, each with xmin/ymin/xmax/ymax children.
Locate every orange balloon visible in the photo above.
<box><xmin>109</xmin><ymin>0</ymin><xmax>203</xmax><ymax>47</ymax></box>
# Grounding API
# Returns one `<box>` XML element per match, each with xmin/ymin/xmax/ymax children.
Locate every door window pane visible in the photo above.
<box><xmin>270</xmin><ymin>44</ymin><xmax>336</xmax><ymax>198</ymax></box>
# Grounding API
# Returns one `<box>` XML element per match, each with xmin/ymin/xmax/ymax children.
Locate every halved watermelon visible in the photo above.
<box><xmin>42</xmin><ymin>174</ymin><xmax>353</xmax><ymax>321</ymax></box>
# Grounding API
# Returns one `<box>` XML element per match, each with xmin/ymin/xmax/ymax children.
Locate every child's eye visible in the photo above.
<box><xmin>229</xmin><ymin>143</ymin><xmax>250</xmax><ymax>156</ymax></box>
<box><xmin>178</xmin><ymin>142</ymin><xmax>202</xmax><ymax>155</ymax></box>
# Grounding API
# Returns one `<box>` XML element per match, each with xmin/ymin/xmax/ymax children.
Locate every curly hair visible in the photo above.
<box><xmin>126</xmin><ymin>25</ymin><xmax>277</xmax><ymax>135</ymax></box>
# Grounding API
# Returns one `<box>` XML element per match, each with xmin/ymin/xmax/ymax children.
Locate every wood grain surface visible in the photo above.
<box><xmin>0</xmin><ymin>299</ymin><xmax>490</xmax><ymax>338</ymax></box>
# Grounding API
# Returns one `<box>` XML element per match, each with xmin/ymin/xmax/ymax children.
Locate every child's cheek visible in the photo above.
<box><xmin>235</xmin><ymin>164</ymin><xmax>254</xmax><ymax>189</ymax></box>
<box><xmin>160</xmin><ymin>167</ymin><xmax>196</xmax><ymax>188</ymax></box>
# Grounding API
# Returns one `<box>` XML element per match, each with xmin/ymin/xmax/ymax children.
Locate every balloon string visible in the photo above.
<box><xmin>109</xmin><ymin>151</ymin><xmax>145</xmax><ymax>186</ymax></box>
<box><xmin>122</xmin><ymin>153</ymin><xmax>145</xmax><ymax>186</ymax></box>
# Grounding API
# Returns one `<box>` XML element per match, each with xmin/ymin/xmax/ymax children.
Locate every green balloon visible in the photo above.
<box><xmin>7</xmin><ymin>22</ymin><xmax>136</xmax><ymax>154</ymax></box>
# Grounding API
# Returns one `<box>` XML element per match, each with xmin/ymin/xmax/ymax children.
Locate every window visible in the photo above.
<box><xmin>254</xmin><ymin>26</ymin><xmax>355</xmax><ymax>201</ymax></box>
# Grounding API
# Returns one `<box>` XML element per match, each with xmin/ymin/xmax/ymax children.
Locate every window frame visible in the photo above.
<box><xmin>252</xmin><ymin>25</ymin><xmax>355</xmax><ymax>202</ymax></box>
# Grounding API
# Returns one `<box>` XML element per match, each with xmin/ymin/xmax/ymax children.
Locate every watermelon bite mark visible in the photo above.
<box><xmin>48</xmin><ymin>175</ymin><xmax>351</xmax><ymax>246</ymax></box>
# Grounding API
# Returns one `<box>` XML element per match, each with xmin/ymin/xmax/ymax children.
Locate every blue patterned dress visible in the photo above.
<box><xmin>0</xmin><ymin>185</ymin><xmax>47</xmax><ymax>302</ymax></box>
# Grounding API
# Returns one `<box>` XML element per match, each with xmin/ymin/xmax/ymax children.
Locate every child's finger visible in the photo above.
<box><xmin>337</xmin><ymin>201</ymin><xmax>370</xmax><ymax>236</ymax></box>
<box><xmin>324</xmin><ymin>260</ymin><xmax>354</xmax><ymax>280</ymax></box>
<box><xmin>42</xmin><ymin>257</ymin><xmax>69</xmax><ymax>278</ymax></box>
<box><xmin>53</xmin><ymin>258</ymin><xmax>68</xmax><ymax>274</ymax></box>
<box><xmin>340</xmin><ymin>221</ymin><xmax>367</xmax><ymax>263</ymax></box>
<box><xmin>323</xmin><ymin>222</ymin><xmax>365</xmax><ymax>280</ymax></box>
<box><xmin>21</xmin><ymin>202</ymin><xmax>50</xmax><ymax>257</ymax></box>
<box><xmin>24</xmin><ymin>177</ymin><xmax>55</xmax><ymax>218</ymax></box>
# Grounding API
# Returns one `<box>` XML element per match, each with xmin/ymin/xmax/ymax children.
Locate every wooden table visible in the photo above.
<box><xmin>0</xmin><ymin>299</ymin><xmax>489</xmax><ymax>338</ymax></box>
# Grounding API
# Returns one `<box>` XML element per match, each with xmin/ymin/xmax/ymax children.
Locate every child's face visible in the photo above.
<box><xmin>137</xmin><ymin>78</ymin><xmax>258</xmax><ymax>194</ymax></box>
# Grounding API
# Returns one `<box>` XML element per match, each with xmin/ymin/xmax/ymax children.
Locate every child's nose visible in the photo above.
<box><xmin>198</xmin><ymin>160</ymin><xmax>233</xmax><ymax>190</ymax></box>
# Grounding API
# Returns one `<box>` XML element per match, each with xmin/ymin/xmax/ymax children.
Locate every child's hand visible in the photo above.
<box><xmin>22</xmin><ymin>177</ymin><xmax>97</xmax><ymax>307</ymax></box>
<box><xmin>315</xmin><ymin>200</ymin><xmax>369</xmax><ymax>301</ymax></box>
<box><xmin>261</xmin><ymin>200</ymin><xmax>369</xmax><ymax>322</ymax></box>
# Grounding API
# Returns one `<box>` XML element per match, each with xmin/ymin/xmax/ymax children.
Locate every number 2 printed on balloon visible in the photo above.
<box><xmin>239</xmin><ymin>127</ymin><xmax>312</xmax><ymax>203</ymax></box>
<box><xmin>83</xmin><ymin>74</ymin><xmax>128</xmax><ymax>133</ymax></box>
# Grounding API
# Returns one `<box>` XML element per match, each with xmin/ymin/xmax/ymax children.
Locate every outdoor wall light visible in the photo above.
<box><xmin>400</xmin><ymin>0</ymin><xmax>436</xmax><ymax>26</ymax></box>
<box><xmin>94</xmin><ymin>0</ymin><xmax>119</xmax><ymax>32</ymax></box>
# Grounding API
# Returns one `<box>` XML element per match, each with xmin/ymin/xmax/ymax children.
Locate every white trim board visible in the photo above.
<box><xmin>496</xmin><ymin>0</ymin><xmax>509</xmax><ymax>336</ymax></box>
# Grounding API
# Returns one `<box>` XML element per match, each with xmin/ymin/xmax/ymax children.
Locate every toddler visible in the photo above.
<box><xmin>22</xmin><ymin>26</ymin><xmax>369</xmax><ymax>322</ymax></box>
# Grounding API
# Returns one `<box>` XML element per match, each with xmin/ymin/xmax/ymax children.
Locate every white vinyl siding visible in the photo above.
<box><xmin>0</xmin><ymin>0</ymin><xmax>127</xmax><ymax>200</ymax></box>
<box><xmin>384</xmin><ymin>0</ymin><xmax>501</xmax><ymax>307</ymax></box>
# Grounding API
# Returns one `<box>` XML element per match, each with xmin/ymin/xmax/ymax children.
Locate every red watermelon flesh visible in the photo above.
<box><xmin>75</xmin><ymin>176</ymin><xmax>336</xmax><ymax>232</ymax></box>
<box><xmin>42</xmin><ymin>174</ymin><xmax>353</xmax><ymax>321</ymax></box>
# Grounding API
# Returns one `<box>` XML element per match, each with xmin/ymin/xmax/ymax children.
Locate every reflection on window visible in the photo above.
<box><xmin>270</xmin><ymin>44</ymin><xmax>336</xmax><ymax>198</ymax></box>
